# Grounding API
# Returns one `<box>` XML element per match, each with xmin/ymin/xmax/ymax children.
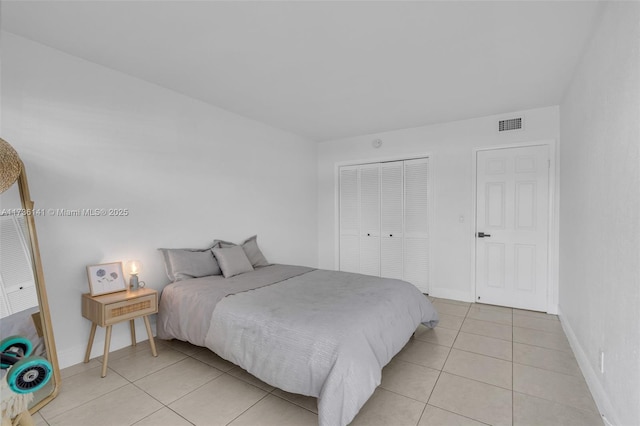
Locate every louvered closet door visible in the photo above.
<box><xmin>380</xmin><ymin>161</ymin><xmax>403</xmax><ymax>279</ymax></box>
<box><xmin>339</xmin><ymin>167</ymin><xmax>359</xmax><ymax>273</ymax></box>
<box><xmin>403</xmin><ymin>158</ymin><xmax>430</xmax><ymax>292</ymax></box>
<box><xmin>0</xmin><ymin>216</ymin><xmax>36</xmax><ymax>317</ymax></box>
<box><xmin>359</xmin><ymin>164</ymin><xmax>381</xmax><ymax>276</ymax></box>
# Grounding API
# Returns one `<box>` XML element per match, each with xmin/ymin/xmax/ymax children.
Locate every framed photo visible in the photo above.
<box><xmin>86</xmin><ymin>262</ymin><xmax>127</xmax><ymax>296</ymax></box>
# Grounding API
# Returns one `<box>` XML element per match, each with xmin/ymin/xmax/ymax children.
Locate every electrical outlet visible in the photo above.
<box><xmin>600</xmin><ymin>351</ymin><xmax>605</xmax><ymax>374</ymax></box>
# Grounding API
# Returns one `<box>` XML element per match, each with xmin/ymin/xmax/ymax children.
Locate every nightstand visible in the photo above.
<box><xmin>81</xmin><ymin>287</ymin><xmax>158</xmax><ymax>377</ymax></box>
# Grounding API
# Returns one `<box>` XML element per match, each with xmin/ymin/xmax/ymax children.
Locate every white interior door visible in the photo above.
<box><xmin>404</xmin><ymin>158</ymin><xmax>430</xmax><ymax>293</ymax></box>
<box><xmin>380</xmin><ymin>161</ymin><xmax>403</xmax><ymax>279</ymax></box>
<box><xmin>339</xmin><ymin>166</ymin><xmax>359</xmax><ymax>273</ymax></box>
<box><xmin>475</xmin><ymin>145</ymin><xmax>549</xmax><ymax>311</ymax></box>
<box><xmin>359</xmin><ymin>164</ymin><xmax>381</xmax><ymax>276</ymax></box>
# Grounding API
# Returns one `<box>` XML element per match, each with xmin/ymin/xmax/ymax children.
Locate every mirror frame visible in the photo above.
<box><xmin>15</xmin><ymin>162</ymin><xmax>61</xmax><ymax>412</ymax></box>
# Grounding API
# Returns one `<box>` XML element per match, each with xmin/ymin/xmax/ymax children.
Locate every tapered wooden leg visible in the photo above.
<box><xmin>84</xmin><ymin>323</ymin><xmax>97</xmax><ymax>363</ymax></box>
<box><xmin>130</xmin><ymin>319</ymin><xmax>136</xmax><ymax>346</ymax></box>
<box><xmin>101</xmin><ymin>325</ymin><xmax>112</xmax><ymax>378</ymax></box>
<box><xmin>142</xmin><ymin>316</ymin><xmax>158</xmax><ymax>357</ymax></box>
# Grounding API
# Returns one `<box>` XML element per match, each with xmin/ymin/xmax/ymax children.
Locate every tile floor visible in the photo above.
<box><xmin>31</xmin><ymin>298</ymin><xmax>604</xmax><ymax>426</ymax></box>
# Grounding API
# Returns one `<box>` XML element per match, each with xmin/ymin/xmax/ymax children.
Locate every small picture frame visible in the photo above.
<box><xmin>86</xmin><ymin>262</ymin><xmax>127</xmax><ymax>296</ymax></box>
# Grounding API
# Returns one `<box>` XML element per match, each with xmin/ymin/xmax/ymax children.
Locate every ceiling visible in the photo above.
<box><xmin>1</xmin><ymin>1</ymin><xmax>601</xmax><ymax>142</ymax></box>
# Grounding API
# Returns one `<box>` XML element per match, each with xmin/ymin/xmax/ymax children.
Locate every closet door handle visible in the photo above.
<box><xmin>477</xmin><ymin>232</ymin><xmax>491</xmax><ymax>238</ymax></box>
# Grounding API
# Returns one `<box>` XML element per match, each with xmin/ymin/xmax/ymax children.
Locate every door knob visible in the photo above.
<box><xmin>477</xmin><ymin>232</ymin><xmax>491</xmax><ymax>238</ymax></box>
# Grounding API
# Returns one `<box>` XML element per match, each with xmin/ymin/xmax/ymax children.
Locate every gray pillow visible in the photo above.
<box><xmin>159</xmin><ymin>247</ymin><xmax>221</xmax><ymax>282</ymax></box>
<box><xmin>213</xmin><ymin>245</ymin><xmax>254</xmax><ymax>278</ymax></box>
<box><xmin>214</xmin><ymin>235</ymin><xmax>269</xmax><ymax>268</ymax></box>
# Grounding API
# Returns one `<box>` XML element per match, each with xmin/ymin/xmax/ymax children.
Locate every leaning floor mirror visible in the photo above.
<box><xmin>1</xmin><ymin>138</ymin><xmax>60</xmax><ymax>424</ymax></box>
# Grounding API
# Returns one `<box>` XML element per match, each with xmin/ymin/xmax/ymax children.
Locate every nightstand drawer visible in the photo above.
<box><xmin>104</xmin><ymin>294</ymin><xmax>157</xmax><ymax>325</ymax></box>
<box><xmin>82</xmin><ymin>289</ymin><xmax>158</xmax><ymax>326</ymax></box>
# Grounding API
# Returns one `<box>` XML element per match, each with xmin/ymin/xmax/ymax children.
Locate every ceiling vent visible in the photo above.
<box><xmin>498</xmin><ymin>117</ymin><xmax>523</xmax><ymax>132</ymax></box>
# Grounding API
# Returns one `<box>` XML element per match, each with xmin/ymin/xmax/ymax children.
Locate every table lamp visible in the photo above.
<box><xmin>125</xmin><ymin>260</ymin><xmax>142</xmax><ymax>290</ymax></box>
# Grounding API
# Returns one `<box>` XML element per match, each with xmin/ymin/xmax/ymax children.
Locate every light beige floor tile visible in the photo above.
<box><xmin>414</xmin><ymin>325</ymin><xmax>458</xmax><ymax>347</ymax></box>
<box><xmin>418</xmin><ymin>405</ymin><xmax>487</xmax><ymax>426</ymax></box>
<box><xmin>272</xmin><ymin>389</ymin><xmax>318</xmax><ymax>413</ymax></box>
<box><xmin>443</xmin><ymin>349</ymin><xmax>512</xmax><ymax>389</ymax></box>
<box><xmin>381</xmin><ymin>359</ymin><xmax>440</xmax><ymax>402</ymax></box>
<box><xmin>461</xmin><ymin>318</ymin><xmax>512</xmax><ymax>341</ymax></box>
<box><xmin>158</xmin><ymin>338</ymin><xmax>206</xmax><ymax>356</ymax></box>
<box><xmin>97</xmin><ymin>339</ymin><xmax>158</xmax><ymax>363</ymax></box>
<box><xmin>108</xmin><ymin>345</ymin><xmax>188</xmax><ymax>381</ymax></box>
<box><xmin>513</xmin><ymin>363</ymin><xmax>598</xmax><ymax>413</ymax></box>
<box><xmin>39</xmin><ymin>366</ymin><xmax>128</xmax><ymax>419</ymax></box>
<box><xmin>513</xmin><ymin>314</ymin><xmax>564</xmax><ymax>334</ymax></box>
<box><xmin>429</xmin><ymin>372</ymin><xmax>512</xmax><ymax>426</ymax></box>
<box><xmin>228</xmin><ymin>367</ymin><xmax>276</xmax><ymax>392</ymax></box>
<box><xmin>47</xmin><ymin>384</ymin><xmax>162</xmax><ymax>426</ymax></box>
<box><xmin>471</xmin><ymin>303</ymin><xmax>513</xmax><ymax>314</ymax></box>
<box><xmin>432</xmin><ymin>298</ymin><xmax>471</xmax><ymax>307</ymax></box>
<box><xmin>32</xmin><ymin>411</ymin><xmax>48</xmax><ymax>426</ymax></box>
<box><xmin>349</xmin><ymin>388</ymin><xmax>425</xmax><ymax>426</ymax></box>
<box><xmin>513</xmin><ymin>343</ymin><xmax>581</xmax><ymax>376</ymax></box>
<box><xmin>512</xmin><ymin>309</ymin><xmax>559</xmax><ymax>321</ymax></box>
<box><xmin>134</xmin><ymin>357</ymin><xmax>223</xmax><ymax>404</ymax></box>
<box><xmin>513</xmin><ymin>392</ymin><xmax>603</xmax><ymax>426</ymax></box>
<box><xmin>436</xmin><ymin>313</ymin><xmax>465</xmax><ymax>331</ymax></box>
<box><xmin>432</xmin><ymin>301</ymin><xmax>469</xmax><ymax>317</ymax></box>
<box><xmin>453</xmin><ymin>332</ymin><xmax>513</xmax><ymax>361</ymax></box>
<box><xmin>395</xmin><ymin>339</ymin><xmax>450</xmax><ymax>370</ymax></box>
<box><xmin>513</xmin><ymin>326</ymin><xmax>572</xmax><ymax>352</ymax></box>
<box><xmin>60</xmin><ymin>358</ymin><xmax>102</xmax><ymax>379</ymax></box>
<box><xmin>467</xmin><ymin>308</ymin><xmax>512</xmax><ymax>326</ymax></box>
<box><xmin>191</xmin><ymin>348</ymin><xmax>237</xmax><ymax>372</ymax></box>
<box><xmin>229</xmin><ymin>394</ymin><xmax>317</xmax><ymax>426</ymax></box>
<box><xmin>169</xmin><ymin>374</ymin><xmax>267</xmax><ymax>425</ymax></box>
<box><xmin>134</xmin><ymin>407</ymin><xmax>193</xmax><ymax>426</ymax></box>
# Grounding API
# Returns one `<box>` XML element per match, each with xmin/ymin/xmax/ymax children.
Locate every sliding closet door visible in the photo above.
<box><xmin>403</xmin><ymin>158</ymin><xmax>430</xmax><ymax>292</ymax></box>
<box><xmin>380</xmin><ymin>161</ymin><xmax>404</xmax><ymax>279</ymax></box>
<box><xmin>339</xmin><ymin>166</ymin><xmax>359</xmax><ymax>273</ymax></box>
<box><xmin>359</xmin><ymin>164</ymin><xmax>381</xmax><ymax>276</ymax></box>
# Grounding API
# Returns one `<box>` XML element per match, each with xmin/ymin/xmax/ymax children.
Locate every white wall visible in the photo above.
<box><xmin>559</xmin><ymin>2</ymin><xmax>640</xmax><ymax>425</ymax></box>
<box><xmin>318</xmin><ymin>106</ymin><xmax>559</xmax><ymax>303</ymax></box>
<box><xmin>1</xmin><ymin>33</ymin><xmax>318</xmax><ymax>368</ymax></box>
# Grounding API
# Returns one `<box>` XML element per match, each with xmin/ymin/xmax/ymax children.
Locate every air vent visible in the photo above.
<box><xmin>498</xmin><ymin>117</ymin><xmax>523</xmax><ymax>132</ymax></box>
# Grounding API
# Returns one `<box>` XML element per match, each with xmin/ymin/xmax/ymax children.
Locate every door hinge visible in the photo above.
<box><xmin>548</xmin><ymin>159</ymin><xmax>551</xmax><ymax>169</ymax></box>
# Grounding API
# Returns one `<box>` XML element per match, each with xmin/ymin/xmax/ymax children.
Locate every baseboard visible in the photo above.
<box><xmin>558</xmin><ymin>307</ymin><xmax>618</xmax><ymax>426</ymax></box>
<box><xmin>428</xmin><ymin>287</ymin><xmax>474</xmax><ymax>303</ymax></box>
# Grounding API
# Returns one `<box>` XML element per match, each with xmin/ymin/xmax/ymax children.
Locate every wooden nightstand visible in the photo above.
<box><xmin>81</xmin><ymin>287</ymin><xmax>158</xmax><ymax>377</ymax></box>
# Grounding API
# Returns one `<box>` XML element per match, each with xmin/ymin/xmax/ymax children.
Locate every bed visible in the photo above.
<box><xmin>157</xmin><ymin>264</ymin><xmax>439</xmax><ymax>426</ymax></box>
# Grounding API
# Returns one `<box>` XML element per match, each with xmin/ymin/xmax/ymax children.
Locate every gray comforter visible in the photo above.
<box><xmin>157</xmin><ymin>265</ymin><xmax>439</xmax><ymax>426</ymax></box>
